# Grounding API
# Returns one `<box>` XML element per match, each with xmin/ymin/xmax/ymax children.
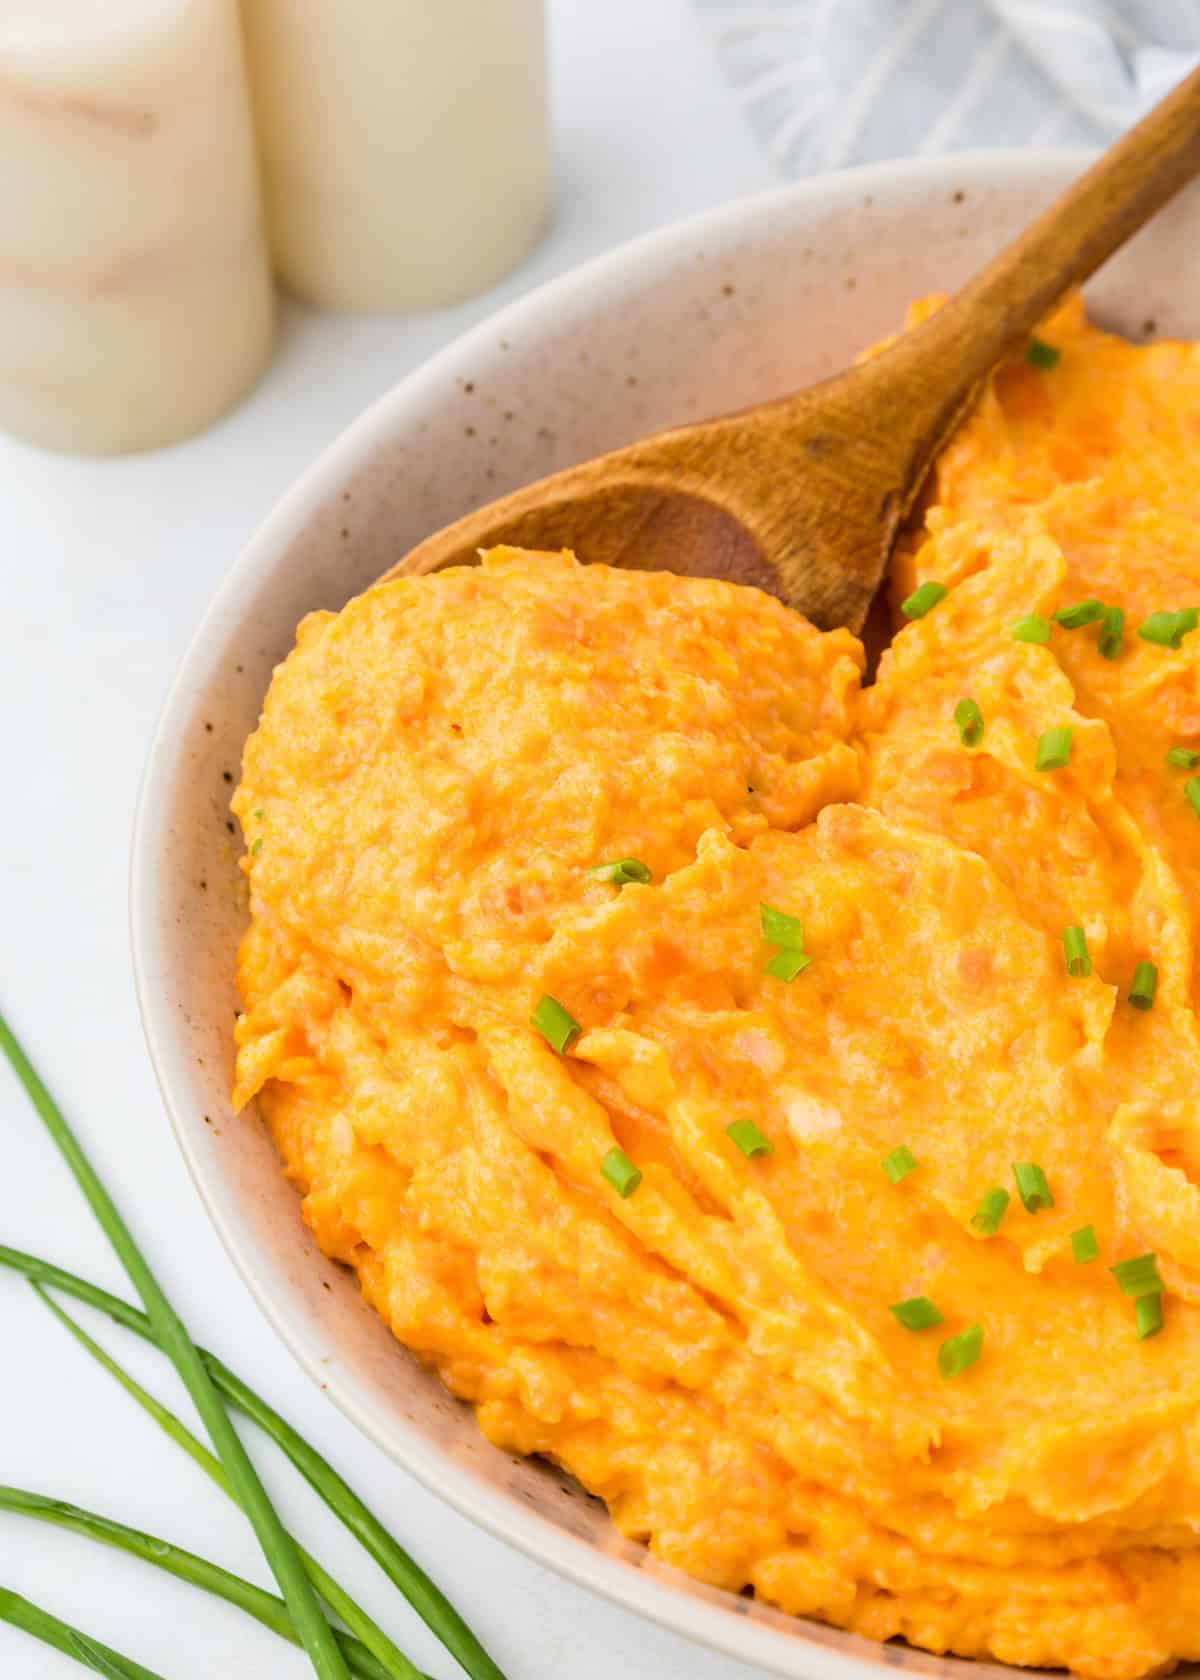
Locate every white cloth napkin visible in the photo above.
<box><xmin>695</xmin><ymin>0</ymin><xmax>1200</xmax><ymax>174</ymax></box>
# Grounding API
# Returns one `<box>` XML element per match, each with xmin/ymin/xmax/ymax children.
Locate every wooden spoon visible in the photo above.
<box><xmin>388</xmin><ymin>64</ymin><xmax>1200</xmax><ymax>632</ymax></box>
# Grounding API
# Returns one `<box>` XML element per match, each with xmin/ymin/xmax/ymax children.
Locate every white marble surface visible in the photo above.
<box><xmin>0</xmin><ymin>2</ymin><xmax>776</xmax><ymax>1675</ymax></box>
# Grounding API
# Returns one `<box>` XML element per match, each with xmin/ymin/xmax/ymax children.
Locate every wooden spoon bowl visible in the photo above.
<box><xmin>386</xmin><ymin>64</ymin><xmax>1200</xmax><ymax>633</ymax></box>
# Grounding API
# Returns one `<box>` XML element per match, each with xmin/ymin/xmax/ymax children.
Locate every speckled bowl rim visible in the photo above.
<box><xmin>132</xmin><ymin>147</ymin><xmax>1183</xmax><ymax>1680</ymax></box>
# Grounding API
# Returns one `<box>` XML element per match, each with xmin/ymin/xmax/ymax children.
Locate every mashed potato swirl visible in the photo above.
<box><xmin>234</xmin><ymin>301</ymin><xmax>1200</xmax><ymax>1679</ymax></box>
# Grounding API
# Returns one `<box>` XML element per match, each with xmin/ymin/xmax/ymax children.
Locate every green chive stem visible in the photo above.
<box><xmin>1011</xmin><ymin>614</ymin><xmax>1051</xmax><ymax>644</ymax></box>
<box><xmin>590</xmin><ymin>858</ymin><xmax>652</xmax><ymax>886</ymax></box>
<box><xmin>901</xmin><ymin>581</ymin><xmax>948</xmax><ymax>620</ymax></box>
<box><xmin>0</xmin><ymin>1247</ymin><xmax>504</xmax><ymax>1680</ymax></box>
<box><xmin>1013</xmin><ymin>1162</ymin><xmax>1054</xmax><ymax>1213</ymax></box>
<box><xmin>882</xmin><ymin>1146</ymin><xmax>917</xmax><ymax>1184</ymax></box>
<box><xmin>0</xmin><ymin>1585</ymin><xmax>165</xmax><ymax>1680</ymax></box>
<box><xmin>1166</xmin><ymin>747</ymin><xmax>1200</xmax><ymax>770</ymax></box>
<box><xmin>1070</xmin><ymin>1225</ymin><xmax>1100</xmax><ymax>1265</ymax></box>
<box><xmin>0</xmin><ymin>1486</ymin><xmax>397</xmax><ymax>1680</ymax></box>
<box><xmin>1053</xmin><ymin>600</ymin><xmax>1104</xmax><ymax>629</ymax></box>
<box><xmin>531</xmin><ymin>994</ymin><xmax>580</xmax><ymax>1054</ymax></box>
<box><xmin>1187</xmin><ymin>777</ymin><xmax>1200</xmax><ymax>820</ymax></box>
<box><xmin>760</xmin><ymin>903</ymin><xmax>805</xmax><ymax>947</ymax></box>
<box><xmin>970</xmin><ymin>1187</ymin><xmax>1010</xmax><ymax>1236</ymax></box>
<box><xmin>954</xmin><ymin>698</ymin><xmax>984</xmax><ymax>749</ymax></box>
<box><xmin>601</xmin><ymin>1146</ymin><xmax>642</xmax><ymax>1198</ymax></box>
<box><xmin>762</xmin><ymin>948</ymin><xmax>812</xmax><ymax>981</ymax></box>
<box><xmin>0</xmin><ymin>1007</ymin><xmax>351</xmax><ymax>1680</ymax></box>
<box><xmin>1063</xmin><ymin>925</ymin><xmax>1091</xmax><ymax>978</ymax></box>
<box><xmin>938</xmin><ymin>1324</ymin><xmax>984</xmax><ymax>1379</ymax></box>
<box><xmin>1035</xmin><ymin>727</ymin><xmax>1073</xmax><ymax>772</ymax></box>
<box><xmin>726</xmin><ymin>1119</ymin><xmax>773</xmax><ymax>1159</ymax></box>
<box><xmin>1026</xmin><ymin>338</ymin><xmax>1060</xmax><ymax>370</ymax></box>
<box><xmin>1129</xmin><ymin>961</ymin><xmax>1158</xmax><ymax>1011</ymax></box>
<box><xmin>1136</xmin><ymin>1292</ymin><xmax>1165</xmax><ymax>1339</ymax></box>
<box><xmin>1098</xmin><ymin>606</ymin><xmax>1125</xmax><ymax>660</ymax></box>
<box><xmin>30</xmin><ymin>1286</ymin><xmax>418</xmax><ymax>1680</ymax></box>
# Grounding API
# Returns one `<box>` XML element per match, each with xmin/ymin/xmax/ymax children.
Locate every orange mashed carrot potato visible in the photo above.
<box><xmin>233</xmin><ymin>298</ymin><xmax>1200</xmax><ymax>1680</ymax></box>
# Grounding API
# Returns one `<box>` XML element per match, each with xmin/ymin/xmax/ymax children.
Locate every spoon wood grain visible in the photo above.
<box><xmin>387</xmin><ymin>63</ymin><xmax>1200</xmax><ymax>632</ymax></box>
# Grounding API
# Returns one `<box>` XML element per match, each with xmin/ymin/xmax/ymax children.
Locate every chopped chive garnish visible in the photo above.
<box><xmin>1071</xmin><ymin>1225</ymin><xmax>1099</xmax><ymax>1264</ymax></box>
<box><xmin>1138</xmin><ymin>608</ymin><xmax>1199</xmax><ymax>649</ymax></box>
<box><xmin>938</xmin><ymin>1324</ymin><xmax>983</xmax><ymax>1379</ymax></box>
<box><xmin>531</xmin><ymin>994</ymin><xmax>581</xmax><ymax>1054</ymax></box>
<box><xmin>1110</xmin><ymin>1253</ymin><xmax>1162</xmax><ymax>1299</ymax></box>
<box><xmin>970</xmin><ymin>1187</ymin><xmax>1010</xmax><ymax>1236</ymax></box>
<box><xmin>1187</xmin><ymin>777</ymin><xmax>1200</xmax><ymax>820</ymax></box>
<box><xmin>1129</xmin><ymin>961</ymin><xmax>1158</xmax><ymax>1010</ymax></box>
<box><xmin>901</xmin><ymin>580</ymin><xmax>948</xmax><ymax>620</ymax></box>
<box><xmin>601</xmin><ymin>1146</ymin><xmax>642</xmax><ymax>1198</ymax></box>
<box><xmin>1013</xmin><ymin>1162</ymin><xmax>1054</xmax><ymax>1213</ymax></box>
<box><xmin>1054</xmin><ymin>599</ymin><xmax>1105</xmax><ymax>629</ymax></box>
<box><xmin>590</xmin><ymin>857</ymin><xmax>652</xmax><ymax>886</ymax></box>
<box><xmin>253</xmin><ymin>807</ymin><xmax>264</xmax><ymax>818</ymax></box>
<box><xmin>954</xmin><ymin>698</ymin><xmax>984</xmax><ymax>749</ymax></box>
<box><xmin>1026</xmin><ymin>338</ymin><xmax>1061</xmax><ymax>370</ymax></box>
<box><xmin>1035</xmin><ymin>726</ymin><xmax>1073</xmax><ymax>771</ymax></box>
<box><xmin>1098</xmin><ymin>606</ymin><xmax>1125</xmax><ymax>660</ymax></box>
<box><xmin>1063</xmin><ymin>924</ymin><xmax>1091</xmax><ymax>977</ymax></box>
<box><xmin>760</xmin><ymin>903</ymin><xmax>804</xmax><ymax>947</ymax></box>
<box><xmin>726</xmin><ymin>1119</ymin><xmax>773</xmax><ymax>1159</ymax></box>
<box><xmin>1136</xmin><ymin>1292</ymin><xmax>1164</xmax><ymax>1339</ymax></box>
<box><xmin>1167</xmin><ymin>746</ymin><xmax>1200</xmax><ymax>769</ymax></box>
<box><xmin>1011</xmin><ymin>613</ymin><xmax>1051</xmax><ymax>644</ymax></box>
<box><xmin>250</xmin><ymin>838</ymin><xmax>263</xmax><ymax>857</ymax></box>
<box><xmin>889</xmin><ymin>1296</ymin><xmax>943</xmax><ymax>1331</ymax></box>
<box><xmin>763</xmin><ymin>948</ymin><xmax>812</xmax><ymax>982</ymax></box>
<box><xmin>882</xmin><ymin>1145</ymin><xmax>917</xmax><ymax>1184</ymax></box>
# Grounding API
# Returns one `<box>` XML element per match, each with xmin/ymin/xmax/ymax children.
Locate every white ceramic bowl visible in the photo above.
<box><xmin>131</xmin><ymin>152</ymin><xmax>1200</xmax><ymax>1680</ymax></box>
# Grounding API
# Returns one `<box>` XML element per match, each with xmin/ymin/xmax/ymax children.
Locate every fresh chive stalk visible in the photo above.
<box><xmin>0</xmin><ymin>1486</ymin><xmax>397</xmax><ymax>1680</ymax></box>
<box><xmin>0</xmin><ymin>1584</ymin><xmax>165</xmax><ymax>1680</ymax></box>
<box><xmin>1166</xmin><ymin>747</ymin><xmax>1200</xmax><ymax>770</ymax></box>
<box><xmin>29</xmin><ymin>1286</ymin><xmax>419</xmax><ymax>1680</ymax></box>
<box><xmin>0</xmin><ymin>1246</ymin><xmax>505</xmax><ymax>1680</ymax></box>
<box><xmin>0</xmin><ymin>1007</ymin><xmax>351</xmax><ymax>1680</ymax></box>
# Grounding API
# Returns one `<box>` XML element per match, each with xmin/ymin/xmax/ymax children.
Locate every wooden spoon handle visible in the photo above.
<box><xmin>876</xmin><ymin>62</ymin><xmax>1200</xmax><ymax>400</ymax></box>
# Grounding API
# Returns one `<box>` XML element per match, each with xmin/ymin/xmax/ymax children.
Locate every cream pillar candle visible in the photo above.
<box><xmin>240</xmin><ymin>0</ymin><xmax>551</xmax><ymax>313</ymax></box>
<box><xmin>0</xmin><ymin>0</ymin><xmax>274</xmax><ymax>456</ymax></box>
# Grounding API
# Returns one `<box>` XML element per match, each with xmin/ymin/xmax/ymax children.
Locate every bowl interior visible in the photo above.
<box><xmin>132</xmin><ymin>152</ymin><xmax>1200</xmax><ymax>1680</ymax></box>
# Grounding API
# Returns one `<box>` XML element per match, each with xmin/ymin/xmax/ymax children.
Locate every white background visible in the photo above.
<box><xmin>0</xmin><ymin>3</ymin><xmax>780</xmax><ymax>1676</ymax></box>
